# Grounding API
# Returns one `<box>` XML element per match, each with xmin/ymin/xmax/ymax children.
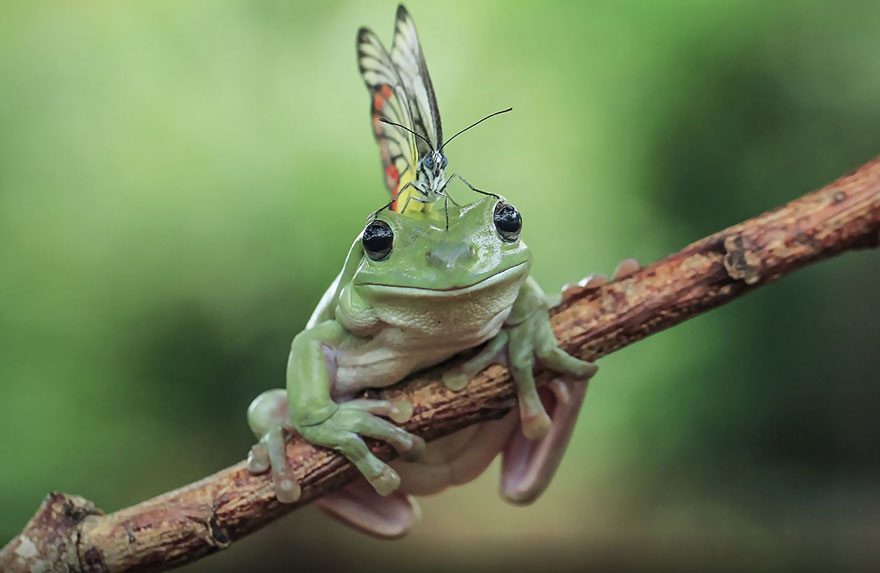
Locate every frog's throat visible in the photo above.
<box><xmin>355</xmin><ymin>261</ymin><xmax>528</xmax><ymax>296</ymax></box>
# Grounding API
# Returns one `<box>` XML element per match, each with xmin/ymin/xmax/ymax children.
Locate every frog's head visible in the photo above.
<box><xmin>352</xmin><ymin>196</ymin><xmax>530</xmax><ymax>300</ymax></box>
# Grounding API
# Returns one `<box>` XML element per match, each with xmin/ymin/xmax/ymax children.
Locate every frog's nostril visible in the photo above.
<box><xmin>427</xmin><ymin>241</ymin><xmax>475</xmax><ymax>269</ymax></box>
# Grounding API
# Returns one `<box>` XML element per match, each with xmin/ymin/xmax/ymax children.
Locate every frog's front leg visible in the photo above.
<box><xmin>435</xmin><ymin>275</ymin><xmax>596</xmax><ymax>505</ymax></box>
<box><xmin>446</xmin><ymin>276</ymin><xmax>597</xmax><ymax>436</ymax></box>
<box><xmin>247</xmin><ymin>320</ymin><xmax>425</xmax><ymax>501</ymax></box>
<box><xmin>506</xmin><ymin>276</ymin><xmax>597</xmax><ymax>438</ymax></box>
<box><xmin>290</xmin><ymin>321</ymin><xmax>425</xmax><ymax>495</ymax></box>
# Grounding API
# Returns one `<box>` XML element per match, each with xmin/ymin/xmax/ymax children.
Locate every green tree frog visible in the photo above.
<box><xmin>245</xmin><ymin>196</ymin><xmax>626</xmax><ymax>538</ymax></box>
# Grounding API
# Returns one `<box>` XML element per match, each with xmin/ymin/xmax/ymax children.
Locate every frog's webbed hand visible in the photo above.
<box><xmin>295</xmin><ymin>397</ymin><xmax>425</xmax><ymax>496</ymax></box>
<box><xmin>290</xmin><ymin>322</ymin><xmax>425</xmax><ymax>496</ymax></box>
<box><xmin>247</xmin><ymin>321</ymin><xmax>424</xmax><ymax>502</ymax></box>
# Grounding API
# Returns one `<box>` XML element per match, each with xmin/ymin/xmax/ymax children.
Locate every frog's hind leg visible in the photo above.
<box><xmin>316</xmin><ymin>479</ymin><xmax>422</xmax><ymax>540</ymax></box>
<box><xmin>246</xmin><ymin>389</ymin><xmax>301</xmax><ymax>503</ymax></box>
<box><xmin>393</xmin><ymin>414</ymin><xmax>519</xmax><ymax>496</ymax></box>
<box><xmin>500</xmin><ymin>377</ymin><xmax>589</xmax><ymax>505</ymax></box>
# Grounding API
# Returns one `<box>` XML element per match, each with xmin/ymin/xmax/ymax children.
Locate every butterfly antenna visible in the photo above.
<box><xmin>439</xmin><ymin>107</ymin><xmax>513</xmax><ymax>152</ymax></box>
<box><xmin>379</xmin><ymin>118</ymin><xmax>435</xmax><ymax>152</ymax></box>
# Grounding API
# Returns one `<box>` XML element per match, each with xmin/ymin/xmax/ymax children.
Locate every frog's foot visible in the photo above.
<box><xmin>613</xmin><ymin>257</ymin><xmax>640</xmax><ymax>279</ymax></box>
<box><xmin>316</xmin><ymin>478</ymin><xmax>422</xmax><ymax>539</ymax></box>
<box><xmin>393</xmin><ymin>414</ymin><xmax>519</xmax><ymax>496</ymax></box>
<box><xmin>297</xmin><ymin>399</ymin><xmax>426</xmax><ymax>496</ymax></box>
<box><xmin>246</xmin><ymin>389</ymin><xmax>302</xmax><ymax>503</ymax></box>
<box><xmin>559</xmin><ymin>258</ymin><xmax>640</xmax><ymax>303</ymax></box>
<box><xmin>317</xmin><ymin>416</ymin><xmax>519</xmax><ymax>539</ymax></box>
<box><xmin>500</xmin><ymin>377</ymin><xmax>589</xmax><ymax>505</ymax></box>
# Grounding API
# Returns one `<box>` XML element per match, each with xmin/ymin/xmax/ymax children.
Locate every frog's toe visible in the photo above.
<box><xmin>521</xmin><ymin>410</ymin><xmax>552</xmax><ymax>440</ymax></box>
<box><xmin>613</xmin><ymin>258</ymin><xmax>640</xmax><ymax>280</ymax></box>
<box><xmin>273</xmin><ymin>468</ymin><xmax>302</xmax><ymax>503</ymax></box>
<box><xmin>247</xmin><ymin>442</ymin><xmax>270</xmax><ymax>474</ymax></box>
<box><xmin>368</xmin><ymin>463</ymin><xmax>402</xmax><ymax>496</ymax></box>
<box><xmin>388</xmin><ymin>398</ymin><xmax>414</xmax><ymax>424</ymax></box>
<box><xmin>341</xmin><ymin>397</ymin><xmax>414</xmax><ymax>424</ymax></box>
<box><xmin>577</xmin><ymin>274</ymin><xmax>608</xmax><ymax>290</ymax></box>
<box><xmin>317</xmin><ymin>479</ymin><xmax>421</xmax><ymax>539</ymax></box>
<box><xmin>442</xmin><ymin>371</ymin><xmax>471</xmax><ymax>391</ymax></box>
<box><xmin>337</xmin><ymin>407</ymin><xmax>426</xmax><ymax>461</ymax></box>
<box><xmin>539</xmin><ymin>347</ymin><xmax>598</xmax><ymax>380</ymax></box>
<box><xmin>501</xmin><ymin>378</ymin><xmax>588</xmax><ymax>505</ymax></box>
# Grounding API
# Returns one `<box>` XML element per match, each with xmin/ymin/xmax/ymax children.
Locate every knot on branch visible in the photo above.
<box><xmin>723</xmin><ymin>234</ymin><xmax>761</xmax><ymax>285</ymax></box>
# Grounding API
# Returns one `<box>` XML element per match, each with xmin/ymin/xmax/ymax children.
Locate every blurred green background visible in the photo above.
<box><xmin>2</xmin><ymin>1</ymin><xmax>879</xmax><ymax>571</ymax></box>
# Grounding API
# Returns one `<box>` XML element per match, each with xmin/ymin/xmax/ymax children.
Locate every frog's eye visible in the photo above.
<box><xmin>423</xmin><ymin>154</ymin><xmax>434</xmax><ymax>170</ymax></box>
<box><xmin>362</xmin><ymin>220</ymin><xmax>394</xmax><ymax>261</ymax></box>
<box><xmin>493</xmin><ymin>201</ymin><xmax>522</xmax><ymax>242</ymax></box>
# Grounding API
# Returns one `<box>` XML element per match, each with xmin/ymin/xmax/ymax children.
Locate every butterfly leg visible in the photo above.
<box><xmin>374</xmin><ymin>182</ymin><xmax>418</xmax><ymax>217</ymax></box>
<box><xmin>459</xmin><ymin>175</ymin><xmax>500</xmax><ymax>199</ymax></box>
<box><xmin>397</xmin><ymin>182</ymin><xmax>423</xmax><ymax>214</ymax></box>
<box><xmin>399</xmin><ymin>191</ymin><xmax>431</xmax><ymax>215</ymax></box>
<box><xmin>438</xmin><ymin>174</ymin><xmax>461</xmax><ymax>207</ymax></box>
<box><xmin>370</xmin><ymin>200</ymin><xmax>394</xmax><ymax>220</ymax></box>
<box><xmin>441</xmin><ymin>172</ymin><xmax>458</xmax><ymax>193</ymax></box>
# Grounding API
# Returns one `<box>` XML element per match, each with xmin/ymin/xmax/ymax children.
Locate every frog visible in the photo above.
<box><xmin>245</xmin><ymin>195</ymin><xmax>636</xmax><ymax>538</ymax></box>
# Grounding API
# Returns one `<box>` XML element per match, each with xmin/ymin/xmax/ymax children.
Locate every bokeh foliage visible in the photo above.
<box><xmin>1</xmin><ymin>1</ymin><xmax>879</xmax><ymax>570</ymax></box>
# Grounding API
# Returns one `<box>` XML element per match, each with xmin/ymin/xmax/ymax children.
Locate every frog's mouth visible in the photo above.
<box><xmin>357</xmin><ymin>261</ymin><xmax>528</xmax><ymax>295</ymax></box>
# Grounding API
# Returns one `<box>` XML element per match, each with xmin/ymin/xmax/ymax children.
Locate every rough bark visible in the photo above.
<box><xmin>3</xmin><ymin>157</ymin><xmax>879</xmax><ymax>572</ymax></box>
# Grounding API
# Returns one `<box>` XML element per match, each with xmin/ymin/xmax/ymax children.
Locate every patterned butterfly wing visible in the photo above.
<box><xmin>391</xmin><ymin>4</ymin><xmax>443</xmax><ymax>155</ymax></box>
<box><xmin>357</xmin><ymin>27</ymin><xmax>419</xmax><ymax>208</ymax></box>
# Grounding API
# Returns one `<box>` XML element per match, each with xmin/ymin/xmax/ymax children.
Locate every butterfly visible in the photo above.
<box><xmin>357</xmin><ymin>4</ymin><xmax>511</xmax><ymax>224</ymax></box>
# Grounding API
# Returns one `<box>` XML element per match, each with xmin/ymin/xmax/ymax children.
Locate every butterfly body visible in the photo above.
<box><xmin>356</xmin><ymin>6</ymin><xmax>447</xmax><ymax>216</ymax></box>
<box><xmin>360</xmin><ymin>5</ymin><xmax>509</xmax><ymax>221</ymax></box>
<box><xmin>388</xmin><ymin>149</ymin><xmax>447</xmax><ymax>213</ymax></box>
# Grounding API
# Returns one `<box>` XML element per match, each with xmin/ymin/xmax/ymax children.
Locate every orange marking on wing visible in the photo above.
<box><xmin>373</xmin><ymin>92</ymin><xmax>385</xmax><ymax>111</ymax></box>
<box><xmin>385</xmin><ymin>164</ymin><xmax>400</xmax><ymax>187</ymax></box>
<box><xmin>372</xmin><ymin>114</ymin><xmax>382</xmax><ymax>135</ymax></box>
<box><xmin>381</xmin><ymin>85</ymin><xmax>392</xmax><ymax>99</ymax></box>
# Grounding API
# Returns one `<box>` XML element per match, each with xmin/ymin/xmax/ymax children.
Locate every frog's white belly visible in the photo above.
<box><xmin>329</xmin><ymin>300</ymin><xmax>514</xmax><ymax>397</ymax></box>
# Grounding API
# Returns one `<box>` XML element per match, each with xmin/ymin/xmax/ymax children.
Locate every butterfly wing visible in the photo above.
<box><xmin>357</xmin><ymin>27</ymin><xmax>419</xmax><ymax>208</ymax></box>
<box><xmin>391</xmin><ymin>4</ymin><xmax>443</xmax><ymax>154</ymax></box>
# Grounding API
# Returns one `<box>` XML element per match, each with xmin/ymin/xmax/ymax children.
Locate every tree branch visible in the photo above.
<box><xmin>3</xmin><ymin>157</ymin><xmax>879</xmax><ymax>572</ymax></box>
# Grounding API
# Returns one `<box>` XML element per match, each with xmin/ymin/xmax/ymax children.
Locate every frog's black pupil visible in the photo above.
<box><xmin>363</xmin><ymin>220</ymin><xmax>393</xmax><ymax>260</ymax></box>
<box><xmin>493</xmin><ymin>202</ymin><xmax>522</xmax><ymax>242</ymax></box>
